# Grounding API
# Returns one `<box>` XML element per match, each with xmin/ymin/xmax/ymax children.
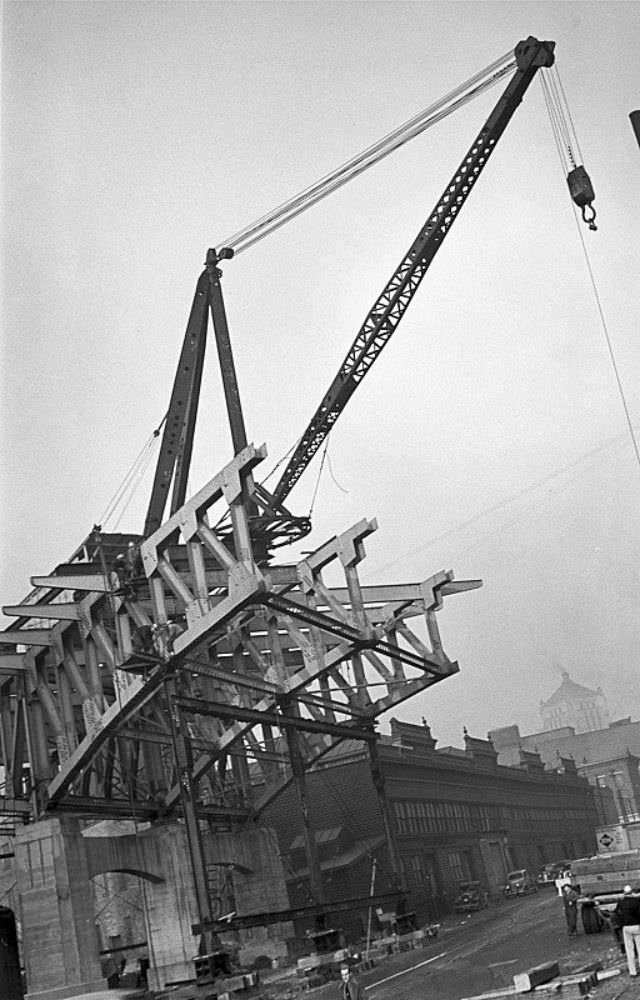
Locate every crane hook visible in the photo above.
<box><xmin>581</xmin><ymin>203</ymin><xmax>597</xmax><ymax>232</ymax></box>
<box><xmin>567</xmin><ymin>165</ymin><xmax>597</xmax><ymax>232</ymax></box>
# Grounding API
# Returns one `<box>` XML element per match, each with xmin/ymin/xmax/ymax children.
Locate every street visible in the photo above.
<box><xmin>311</xmin><ymin>891</ymin><xmax>628</xmax><ymax>1000</ymax></box>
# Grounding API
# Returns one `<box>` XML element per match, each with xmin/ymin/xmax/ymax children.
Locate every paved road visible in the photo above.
<box><xmin>315</xmin><ymin>891</ymin><xmax>625</xmax><ymax>1000</ymax></box>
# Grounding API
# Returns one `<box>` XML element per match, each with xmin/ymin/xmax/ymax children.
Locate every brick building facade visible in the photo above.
<box><xmin>263</xmin><ymin>718</ymin><xmax>600</xmax><ymax>938</ymax></box>
<box><xmin>490</xmin><ymin>717</ymin><xmax>640</xmax><ymax>825</ymax></box>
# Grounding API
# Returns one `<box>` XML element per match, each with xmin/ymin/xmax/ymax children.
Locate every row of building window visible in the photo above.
<box><xmin>394</xmin><ymin>798</ymin><xmax>586</xmax><ymax>836</ymax></box>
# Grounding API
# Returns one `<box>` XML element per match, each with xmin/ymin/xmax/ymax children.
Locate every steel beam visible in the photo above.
<box><xmin>30</xmin><ymin>574</ymin><xmax>111</xmax><ymax>592</ymax></box>
<box><xmin>175</xmin><ymin>696</ymin><xmax>376</xmax><ymax>742</ymax></box>
<box><xmin>192</xmin><ymin>891</ymin><xmax>401</xmax><ymax>934</ymax></box>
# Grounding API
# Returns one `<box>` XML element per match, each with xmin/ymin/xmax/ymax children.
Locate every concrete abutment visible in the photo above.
<box><xmin>14</xmin><ymin>816</ymin><xmax>291</xmax><ymax>997</ymax></box>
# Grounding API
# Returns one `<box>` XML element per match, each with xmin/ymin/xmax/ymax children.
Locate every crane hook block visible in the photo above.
<box><xmin>567</xmin><ymin>165</ymin><xmax>597</xmax><ymax>231</ymax></box>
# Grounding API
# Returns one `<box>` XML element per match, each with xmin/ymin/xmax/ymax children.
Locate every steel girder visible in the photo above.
<box><xmin>1</xmin><ymin>444</ymin><xmax>480</xmax><ymax>823</ymax></box>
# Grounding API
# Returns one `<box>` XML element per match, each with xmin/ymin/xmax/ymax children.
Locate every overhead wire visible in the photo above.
<box><xmin>453</xmin><ymin>435</ymin><xmax>630</xmax><ymax>562</ymax></box>
<box><xmin>370</xmin><ymin>431</ymin><xmax>629</xmax><ymax>576</ymax></box>
<box><xmin>216</xmin><ymin>51</ymin><xmax>515</xmax><ymax>256</ymax></box>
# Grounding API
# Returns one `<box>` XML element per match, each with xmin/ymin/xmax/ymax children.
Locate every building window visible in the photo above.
<box><xmin>408</xmin><ymin>854</ymin><xmax>425</xmax><ymax>884</ymax></box>
<box><xmin>447</xmin><ymin>851</ymin><xmax>466</xmax><ymax>883</ymax></box>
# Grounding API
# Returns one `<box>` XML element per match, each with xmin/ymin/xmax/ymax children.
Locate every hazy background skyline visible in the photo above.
<box><xmin>2</xmin><ymin>1</ymin><xmax>640</xmax><ymax>748</ymax></box>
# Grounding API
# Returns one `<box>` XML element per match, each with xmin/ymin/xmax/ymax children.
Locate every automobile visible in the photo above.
<box><xmin>502</xmin><ymin>868</ymin><xmax>538</xmax><ymax>897</ymax></box>
<box><xmin>453</xmin><ymin>880</ymin><xmax>489</xmax><ymax>912</ymax></box>
<box><xmin>537</xmin><ymin>860</ymin><xmax>571</xmax><ymax>886</ymax></box>
<box><xmin>536</xmin><ymin>863</ymin><xmax>560</xmax><ymax>886</ymax></box>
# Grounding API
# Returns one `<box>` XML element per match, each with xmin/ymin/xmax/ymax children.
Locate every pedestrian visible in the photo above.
<box><xmin>612</xmin><ymin>884</ymin><xmax>640</xmax><ymax>977</ymax></box>
<box><xmin>339</xmin><ymin>963</ymin><xmax>364</xmax><ymax>1000</ymax></box>
<box><xmin>562</xmin><ymin>883</ymin><xmax>579</xmax><ymax>937</ymax></box>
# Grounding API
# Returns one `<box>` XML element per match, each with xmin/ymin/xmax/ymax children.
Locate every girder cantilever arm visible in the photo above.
<box><xmin>272</xmin><ymin>36</ymin><xmax>555</xmax><ymax>505</ymax></box>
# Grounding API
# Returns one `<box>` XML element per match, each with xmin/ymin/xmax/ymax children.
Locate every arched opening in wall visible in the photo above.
<box><xmin>0</xmin><ymin>906</ymin><xmax>24</xmax><ymax>1000</ymax></box>
<box><xmin>92</xmin><ymin>867</ymin><xmax>163</xmax><ymax>991</ymax></box>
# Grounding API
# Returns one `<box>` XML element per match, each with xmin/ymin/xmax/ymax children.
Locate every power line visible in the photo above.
<box><xmin>370</xmin><ymin>432</ymin><xmax>628</xmax><ymax>575</ymax></box>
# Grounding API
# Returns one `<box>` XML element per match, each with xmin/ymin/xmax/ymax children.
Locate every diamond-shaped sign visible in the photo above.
<box><xmin>599</xmin><ymin>833</ymin><xmax>614</xmax><ymax>848</ymax></box>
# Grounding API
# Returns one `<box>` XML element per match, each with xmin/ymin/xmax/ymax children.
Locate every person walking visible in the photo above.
<box><xmin>339</xmin><ymin>963</ymin><xmax>364</xmax><ymax>1000</ymax></box>
<box><xmin>613</xmin><ymin>884</ymin><xmax>640</xmax><ymax>977</ymax></box>
<box><xmin>562</xmin><ymin>883</ymin><xmax>579</xmax><ymax>937</ymax></box>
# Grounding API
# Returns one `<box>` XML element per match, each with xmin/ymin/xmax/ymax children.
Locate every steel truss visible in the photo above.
<box><xmin>1</xmin><ymin>444</ymin><xmax>479</xmax><ymax>824</ymax></box>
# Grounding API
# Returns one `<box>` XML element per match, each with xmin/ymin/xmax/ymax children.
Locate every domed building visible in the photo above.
<box><xmin>540</xmin><ymin>670</ymin><xmax>610</xmax><ymax>734</ymax></box>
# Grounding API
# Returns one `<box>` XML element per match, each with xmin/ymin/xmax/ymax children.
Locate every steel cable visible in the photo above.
<box><xmin>217</xmin><ymin>52</ymin><xmax>515</xmax><ymax>255</ymax></box>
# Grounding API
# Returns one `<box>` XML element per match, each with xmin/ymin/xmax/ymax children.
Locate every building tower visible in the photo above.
<box><xmin>540</xmin><ymin>670</ymin><xmax>610</xmax><ymax>734</ymax></box>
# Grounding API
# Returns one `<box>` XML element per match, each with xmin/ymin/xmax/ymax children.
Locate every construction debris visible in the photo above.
<box><xmin>514</xmin><ymin>961</ymin><xmax>560</xmax><ymax>992</ymax></box>
<box><xmin>461</xmin><ymin>963</ymin><xmax>625</xmax><ymax>1000</ymax></box>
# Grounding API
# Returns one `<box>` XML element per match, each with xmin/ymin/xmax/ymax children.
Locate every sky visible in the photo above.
<box><xmin>2</xmin><ymin>0</ymin><xmax>640</xmax><ymax>749</ymax></box>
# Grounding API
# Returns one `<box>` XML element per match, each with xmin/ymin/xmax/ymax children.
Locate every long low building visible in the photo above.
<box><xmin>263</xmin><ymin>718</ymin><xmax>605</xmax><ymax>936</ymax></box>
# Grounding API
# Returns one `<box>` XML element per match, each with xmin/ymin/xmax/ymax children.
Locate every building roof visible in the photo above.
<box><xmin>542</xmin><ymin>670</ymin><xmax>601</xmax><ymax>707</ymax></box>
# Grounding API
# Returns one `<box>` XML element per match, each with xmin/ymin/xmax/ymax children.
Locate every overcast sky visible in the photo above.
<box><xmin>2</xmin><ymin>0</ymin><xmax>640</xmax><ymax>748</ymax></box>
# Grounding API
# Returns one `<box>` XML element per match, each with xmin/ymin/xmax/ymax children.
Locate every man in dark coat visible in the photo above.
<box><xmin>339</xmin><ymin>964</ymin><xmax>364</xmax><ymax>1000</ymax></box>
<box><xmin>613</xmin><ymin>884</ymin><xmax>640</xmax><ymax>976</ymax></box>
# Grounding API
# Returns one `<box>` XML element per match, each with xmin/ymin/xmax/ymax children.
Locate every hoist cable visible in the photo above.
<box><xmin>545</xmin><ymin>73</ymin><xmax>573</xmax><ymax>167</ymax></box>
<box><xmin>111</xmin><ymin>444</ymin><xmax>160</xmax><ymax>532</ymax></box>
<box><xmin>226</xmin><ymin>65</ymin><xmax>514</xmax><ymax>255</ymax></box>
<box><xmin>258</xmin><ymin>435</ymin><xmax>303</xmax><ymax>486</ymax></box>
<box><xmin>552</xmin><ymin>64</ymin><xmax>584</xmax><ymax>164</ymax></box>
<box><xmin>98</xmin><ymin>432</ymin><xmax>157</xmax><ymax>526</ymax></box>
<box><xmin>540</xmin><ymin>75</ymin><xmax>569</xmax><ymax>171</ymax></box>
<box><xmin>307</xmin><ymin>438</ymin><xmax>331</xmax><ymax>520</ymax></box>
<box><xmin>326</xmin><ymin>450</ymin><xmax>349</xmax><ymax>495</ymax></box>
<box><xmin>220</xmin><ymin>50</ymin><xmax>513</xmax><ymax>250</ymax></box>
<box><xmin>541</xmin><ymin>77</ymin><xmax>640</xmax><ymax>477</ymax></box>
<box><xmin>217</xmin><ymin>52</ymin><xmax>515</xmax><ymax>255</ymax></box>
<box><xmin>99</xmin><ymin>417</ymin><xmax>165</xmax><ymax>528</ymax></box>
<box><xmin>572</xmin><ymin>219</ymin><xmax>640</xmax><ymax>477</ymax></box>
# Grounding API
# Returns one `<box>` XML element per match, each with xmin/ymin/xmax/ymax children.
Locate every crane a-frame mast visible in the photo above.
<box><xmin>271</xmin><ymin>36</ymin><xmax>555</xmax><ymax>506</ymax></box>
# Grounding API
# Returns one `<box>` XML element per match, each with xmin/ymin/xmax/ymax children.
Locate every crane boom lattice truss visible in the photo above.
<box><xmin>272</xmin><ymin>36</ymin><xmax>555</xmax><ymax>504</ymax></box>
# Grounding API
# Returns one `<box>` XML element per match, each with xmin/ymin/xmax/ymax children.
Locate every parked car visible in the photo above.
<box><xmin>453</xmin><ymin>880</ymin><xmax>489</xmax><ymax>912</ymax></box>
<box><xmin>537</xmin><ymin>860</ymin><xmax>570</xmax><ymax>886</ymax></box>
<box><xmin>503</xmin><ymin>868</ymin><xmax>537</xmax><ymax>897</ymax></box>
<box><xmin>536</xmin><ymin>863</ymin><xmax>559</xmax><ymax>886</ymax></box>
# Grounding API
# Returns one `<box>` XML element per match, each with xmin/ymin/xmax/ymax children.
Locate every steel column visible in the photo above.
<box><xmin>284</xmin><ymin>707</ymin><xmax>324</xmax><ymax>908</ymax></box>
<box><xmin>367</xmin><ymin>735</ymin><xmax>405</xmax><ymax>892</ymax></box>
<box><xmin>165</xmin><ymin>675</ymin><xmax>219</xmax><ymax>955</ymax></box>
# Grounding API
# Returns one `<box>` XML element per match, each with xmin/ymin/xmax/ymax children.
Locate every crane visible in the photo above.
<box><xmin>143</xmin><ymin>34</ymin><xmax>593</xmax><ymax>554</ymax></box>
